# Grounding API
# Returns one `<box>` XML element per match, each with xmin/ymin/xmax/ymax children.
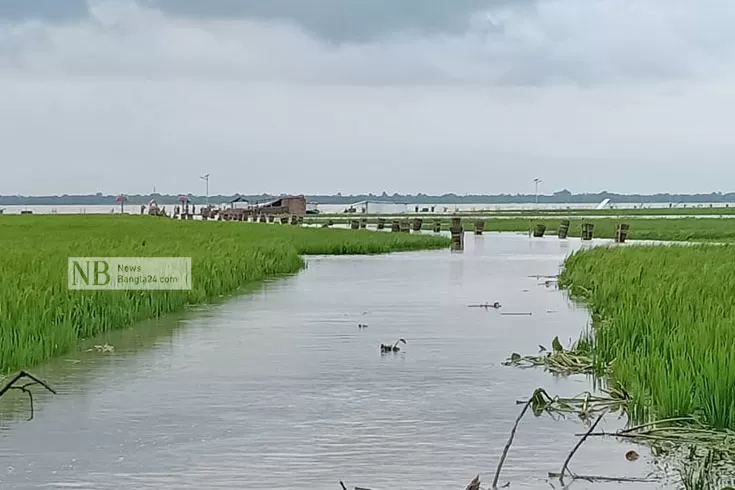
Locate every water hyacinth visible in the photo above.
<box><xmin>0</xmin><ymin>215</ymin><xmax>449</xmax><ymax>373</ymax></box>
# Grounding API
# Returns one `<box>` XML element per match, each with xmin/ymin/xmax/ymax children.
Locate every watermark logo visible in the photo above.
<box><xmin>68</xmin><ymin>257</ymin><xmax>192</xmax><ymax>290</ymax></box>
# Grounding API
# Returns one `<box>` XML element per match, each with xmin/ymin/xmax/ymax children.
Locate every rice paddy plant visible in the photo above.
<box><xmin>559</xmin><ymin>243</ymin><xmax>735</xmax><ymax>430</ymax></box>
<box><xmin>0</xmin><ymin>215</ymin><xmax>449</xmax><ymax>372</ymax></box>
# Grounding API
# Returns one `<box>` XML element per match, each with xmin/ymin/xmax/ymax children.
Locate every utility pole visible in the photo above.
<box><xmin>200</xmin><ymin>174</ymin><xmax>210</xmax><ymax>206</ymax></box>
<box><xmin>533</xmin><ymin>178</ymin><xmax>542</xmax><ymax>206</ymax></box>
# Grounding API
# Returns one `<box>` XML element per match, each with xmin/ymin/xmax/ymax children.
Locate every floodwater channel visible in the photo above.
<box><xmin>0</xmin><ymin>233</ymin><xmax>665</xmax><ymax>489</ymax></box>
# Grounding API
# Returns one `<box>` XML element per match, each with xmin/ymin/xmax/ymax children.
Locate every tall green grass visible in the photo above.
<box><xmin>559</xmin><ymin>243</ymin><xmax>735</xmax><ymax>430</ymax></box>
<box><xmin>0</xmin><ymin>215</ymin><xmax>449</xmax><ymax>373</ymax></box>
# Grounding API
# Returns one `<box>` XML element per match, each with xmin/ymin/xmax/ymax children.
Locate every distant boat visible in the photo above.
<box><xmin>596</xmin><ymin>198</ymin><xmax>611</xmax><ymax>210</ymax></box>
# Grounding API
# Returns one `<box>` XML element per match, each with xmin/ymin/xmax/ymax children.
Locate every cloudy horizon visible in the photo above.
<box><xmin>1</xmin><ymin>0</ymin><xmax>734</xmax><ymax>196</ymax></box>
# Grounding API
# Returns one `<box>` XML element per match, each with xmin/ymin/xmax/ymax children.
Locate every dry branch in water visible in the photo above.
<box><xmin>559</xmin><ymin>413</ymin><xmax>605</xmax><ymax>484</ymax></box>
<box><xmin>491</xmin><ymin>390</ymin><xmax>540</xmax><ymax>489</ymax></box>
<box><xmin>0</xmin><ymin>370</ymin><xmax>57</xmax><ymax>421</ymax></box>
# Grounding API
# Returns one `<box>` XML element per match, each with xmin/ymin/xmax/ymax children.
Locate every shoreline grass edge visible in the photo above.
<box><xmin>0</xmin><ymin>215</ymin><xmax>450</xmax><ymax>373</ymax></box>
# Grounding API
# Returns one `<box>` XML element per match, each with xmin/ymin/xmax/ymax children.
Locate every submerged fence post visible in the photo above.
<box><xmin>399</xmin><ymin>219</ymin><xmax>410</xmax><ymax>233</ymax></box>
<box><xmin>280</xmin><ymin>216</ymin><xmax>289</xmax><ymax>224</ymax></box>
<box><xmin>297</xmin><ymin>216</ymin><xmax>304</xmax><ymax>225</ymax></box>
<box><xmin>391</xmin><ymin>219</ymin><xmax>400</xmax><ymax>232</ymax></box>
<box><xmin>259</xmin><ymin>214</ymin><xmax>267</xmax><ymax>223</ymax></box>
<box><xmin>412</xmin><ymin>218</ymin><xmax>423</xmax><ymax>231</ymax></box>
<box><xmin>359</xmin><ymin>218</ymin><xmax>367</xmax><ymax>229</ymax></box>
<box><xmin>377</xmin><ymin>218</ymin><xmax>386</xmax><ymax>230</ymax></box>
<box><xmin>433</xmin><ymin>219</ymin><xmax>442</xmax><ymax>233</ymax></box>
<box><xmin>450</xmin><ymin>216</ymin><xmax>464</xmax><ymax>251</ymax></box>
<box><xmin>267</xmin><ymin>215</ymin><xmax>275</xmax><ymax>223</ymax></box>
<box><xmin>350</xmin><ymin>219</ymin><xmax>360</xmax><ymax>230</ymax></box>
<box><xmin>558</xmin><ymin>219</ymin><xmax>570</xmax><ymax>239</ymax></box>
<box><xmin>474</xmin><ymin>219</ymin><xmax>485</xmax><ymax>235</ymax></box>
<box><xmin>290</xmin><ymin>215</ymin><xmax>298</xmax><ymax>225</ymax></box>
<box><xmin>581</xmin><ymin>222</ymin><xmax>594</xmax><ymax>240</ymax></box>
<box><xmin>532</xmin><ymin>223</ymin><xmax>546</xmax><ymax>238</ymax></box>
<box><xmin>615</xmin><ymin>223</ymin><xmax>629</xmax><ymax>243</ymax></box>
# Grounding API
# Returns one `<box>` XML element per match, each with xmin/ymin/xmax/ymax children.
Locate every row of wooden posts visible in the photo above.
<box><xmin>347</xmin><ymin>217</ymin><xmax>630</xmax><ymax>250</ymax></box>
<box><xmin>210</xmin><ymin>213</ymin><xmax>304</xmax><ymax>225</ymax></box>
<box><xmin>534</xmin><ymin>219</ymin><xmax>630</xmax><ymax>243</ymax></box>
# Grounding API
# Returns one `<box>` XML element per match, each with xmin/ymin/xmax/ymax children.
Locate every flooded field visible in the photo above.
<box><xmin>0</xmin><ymin>233</ymin><xmax>662</xmax><ymax>489</ymax></box>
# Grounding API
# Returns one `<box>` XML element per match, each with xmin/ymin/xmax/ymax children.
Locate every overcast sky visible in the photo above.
<box><xmin>1</xmin><ymin>0</ymin><xmax>734</xmax><ymax>196</ymax></box>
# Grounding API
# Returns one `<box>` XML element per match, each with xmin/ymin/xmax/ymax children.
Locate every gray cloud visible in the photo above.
<box><xmin>0</xmin><ymin>0</ymin><xmax>734</xmax><ymax>195</ymax></box>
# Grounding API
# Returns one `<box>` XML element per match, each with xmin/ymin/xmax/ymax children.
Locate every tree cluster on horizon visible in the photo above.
<box><xmin>1</xmin><ymin>189</ymin><xmax>734</xmax><ymax>206</ymax></box>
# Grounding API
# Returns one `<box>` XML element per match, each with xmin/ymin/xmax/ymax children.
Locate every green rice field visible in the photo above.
<box><xmin>0</xmin><ymin>215</ymin><xmax>449</xmax><ymax>373</ymax></box>
<box><xmin>560</xmin><ymin>243</ymin><xmax>735</xmax><ymax>430</ymax></box>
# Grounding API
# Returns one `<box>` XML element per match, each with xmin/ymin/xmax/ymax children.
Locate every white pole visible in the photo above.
<box><xmin>200</xmin><ymin>174</ymin><xmax>210</xmax><ymax>206</ymax></box>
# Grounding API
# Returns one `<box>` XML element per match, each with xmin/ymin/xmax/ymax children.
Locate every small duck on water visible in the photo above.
<box><xmin>380</xmin><ymin>338</ymin><xmax>406</xmax><ymax>353</ymax></box>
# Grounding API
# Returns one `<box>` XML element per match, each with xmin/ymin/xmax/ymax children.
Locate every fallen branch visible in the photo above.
<box><xmin>548</xmin><ymin>472</ymin><xmax>656</xmax><ymax>483</ymax></box>
<box><xmin>559</xmin><ymin>412</ymin><xmax>605</xmax><ymax>484</ymax></box>
<box><xmin>0</xmin><ymin>370</ymin><xmax>57</xmax><ymax>421</ymax></box>
<box><xmin>492</xmin><ymin>390</ymin><xmax>539</xmax><ymax>489</ymax></box>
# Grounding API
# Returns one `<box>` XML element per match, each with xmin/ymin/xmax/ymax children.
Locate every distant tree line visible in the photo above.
<box><xmin>1</xmin><ymin>190</ymin><xmax>734</xmax><ymax>206</ymax></box>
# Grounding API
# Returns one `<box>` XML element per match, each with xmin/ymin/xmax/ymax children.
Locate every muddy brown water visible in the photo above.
<box><xmin>0</xmin><ymin>233</ymin><xmax>664</xmax><ymax>489</ymax></box>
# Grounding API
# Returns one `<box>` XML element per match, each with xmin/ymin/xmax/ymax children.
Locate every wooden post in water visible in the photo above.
<box><xmin>532</xmin><ymin>223</ymin><xmax>546</xmax><ymax>237</ymax></box>
<box><xmin>581</xmin><ymin>222</ymin><xmax>595</xmax><ymax>240</ymax></box>
<box><xmin>359</xmin><ymin>218</ymin><xmax>367</xmax><ymax>229</ymax></box>
<box><xmin>280</xmin><ymin>216</ymin><xmax>289</xmax><ymax>224</ymax></box>
<box><xmin>290</xmin><ymin>215</ymin><xmax>298</xmax><ymax>225</ymax></box>
<box><xmin>412</xmin><ymin>218</ymin><xmax>423</xmax><ymax>231</ymax></box>
<box><xmin>433</xmin><ymin>219</ymin><xmax>442</xmax><ymax>233</ymax></box>
<box><xmin>267</xmin><ymin>215</ymin><xmax>275</xmax><ymax>223</ymax></box>
<box><xmin>391</xmin><ymin>219</ymin><xmax>401</xmax><ymax>232</ymax></box>
<box><xmin>350</xmin><ymin>219</ymin><xmax>359</xmax><ymax>230</ymax></box>
<box><xmin>377</xmin><ymin>218</ymin><xmax>386</xmax><ymax>230</ymax></box>
<box><xmin>399</xmin><ymin>219</ymin><xmax>410</xmax><ymax>233</ymax></box>
<box><xmin>297</xmin><ymin>216</ymin><xmax>304</xmax><ymax>225</ymax></box>
<box><xmin>474</xmin><ymin>219</ymin><xmax>485</xmax><ymax>235</ymax></box>
<box><xmin>615</xmin><ymin>223</ymin><xmax>629</xmax><ymax>243</ymax></box>
<box><xmin>450</xmin><ymin>216</ymin><xmax>464</xmax><ymax>251</ymax></box>
<box><xmin>327</xmin><ymin>219</ymin><xmax>334</xmax><ymax>227</ymax></box>
<box><xmin>558</xmin><ymin>219</ymin><xmax>570</xmax><ymax>239</ymax></box>
<box><xmin>259</xmin><ymin>214</ymin><xmax>267</xmax><ymax>223</ymax></box>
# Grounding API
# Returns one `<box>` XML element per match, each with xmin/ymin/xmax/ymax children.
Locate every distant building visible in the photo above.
<box><xmin>343</xmin><ymin>201</ymin><xmax>410</xmax><ymax>214</ymax></box>
<box><xmin>229</xmin><ymin>195</ymin><xmax>251</xmax><ymax>209</ymax></box>
<box><xmin>253</xmin><ymin>195</ymin><xmax>307</xmax><ymax>215</ymax></box>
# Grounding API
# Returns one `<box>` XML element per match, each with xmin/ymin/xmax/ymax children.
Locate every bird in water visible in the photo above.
<box><xmin>358</xmin><ymin>323</ymin><xmax>368</xmax><ymax>329</ymax></box>
<box><xmin>380</xmin><ymin>338</ymin><xmax>406</xmax><ymax>353</ymax></box>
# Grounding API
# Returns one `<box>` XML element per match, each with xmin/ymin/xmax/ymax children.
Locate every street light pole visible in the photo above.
<box><xmin>533</xmin><ymin>178</ymin><xmax>541</xmax><ymax>206</ymax></box>
<box><xmin>200</xmin><ymin>174</ymin><xmax>210</xmax><ymax>206</ymax></box>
